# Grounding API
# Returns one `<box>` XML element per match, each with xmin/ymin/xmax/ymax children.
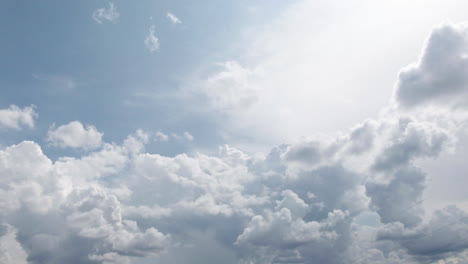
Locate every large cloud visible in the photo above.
<box><xmin>395</xmin><ymin>22</ymin><xmax>468</xmax><ymax>109</ymax></box>
<box><xmin>1</xmin><ymin>108</ymin><xmax>465</xmax><ymax>263</ymax></box>
<box><xmin>2</xmin><ymin>17</ymin><xmax>468</xmax><ymax>264</ymax></box>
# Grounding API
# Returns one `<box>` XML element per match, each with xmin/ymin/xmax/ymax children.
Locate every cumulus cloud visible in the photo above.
<box><xmin>145</xmin><ymin>25</ymin><xmax>159</xmax><ymax>53</ymax></box>
<box><xmin>395</xmin><ymin>22</ymin><xmax>468</xmax><ymax>109</ymax></box>
<box><xmin>2</xmin><ymin>106</ymin><xmax>465</xmax><ymax>264</ymax></box>
<box><xmin>92</xmin><ymin>2</ymin><xmax>120</xmax><ymax>24</ymax></box>
<box><xmin>0</xmin><ymin>105</ymin><xmax>37</xmax><ymax>130</ymax></box>
<box><xmin>0</xmin><ymin>110</ymin><xmax>466</xmax><ymax>264</ymax></box>
<box><xmin>166</xmin><ymin>12</ymin><xmax>181</xmax><ymax>24</ymax></box>
<box><xmin>3</xmin><ymin>15</ymin><xmax>468</xmax><ymax>264</ymax></box>
<box><xmin>47</xmin><ymin>121</ymin><xmax>103</xmax><ymax>150</ymax></box>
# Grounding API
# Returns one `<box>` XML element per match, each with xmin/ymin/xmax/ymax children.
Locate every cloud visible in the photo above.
<box><xmin>0</xmin><ymin>109</ymin><xmax>466</xmax><ymax>263</ymax></box>
<box><xmin>395</xmin><ymin>22</ymin><xmax>468</xmax><ymax>109</ymax></box>
<box><xmin>197</xmin><ymin>61</ymin><xmax>259</xmax><ymax>111</ymax></box>
<box><xmin>4</xmin><ymin>10</ymin><xmax>468</xmax><ymax>264</ymax></box>
<box><xmin>92</xmin><ymin>2</ymin><xmax>120</xmax><ymax>24</ymax></box>
<box><xmin>155</xmin><ymin>131</ymin><xmax>169</xmax><ymax>141</ymax></box>
<box><xmin>0</xmin><ymin>105</ymin><xmax>37</xmax><ymax>130</ymax></box>
<box><xmin>0</xmin><ymin>135</ymin><xmax>170</xmax><ymax>264</ymax></box>
<box><xmin>0</xmin><ymin>224</ymin><xmax>28</xmax><ymax>264</ymax></box>
<box><xmin>154</xmin><ymin>131</ymin><xmax>194</xmax><ymax>142</ymax></box>
<box><xmin>166</xmin><ymin>12</ymin><xmax>181</xmax><ymax>24</ymax></box>
<box><xmin>145</xmin><ymin>25</ymin><xmax>159</xmax><ymax>53</ymax></box>
<box><xmin>183</xmin><ymin>132</ymin><xmax>194</xmax><ymax>141</ymax></box>
<box><xmin>47</xmin><ymin>121</ymin><xmax>103</xmax><ymax>150</ymax></box>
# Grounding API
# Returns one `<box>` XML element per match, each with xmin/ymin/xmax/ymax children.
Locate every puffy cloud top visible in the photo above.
<box><xmin>395</xmin><ymin>23</ymin><xmax>468</xmax><ymax>109</ymax></box>
<box><xmin>0</xmin><ymin>105</ymin><xmax>37</xmax><ymax>130</ymax></box>
<box><xmin>47</xmin><ymin>121</ymin><xmax>103</xmax><ymax>150</ymax></box>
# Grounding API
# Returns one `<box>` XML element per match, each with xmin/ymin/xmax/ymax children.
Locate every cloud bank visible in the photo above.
<box><xmin>2</xmin><ymin>18</ymin><xmax>468</xmax><ymax>264</ymax></box>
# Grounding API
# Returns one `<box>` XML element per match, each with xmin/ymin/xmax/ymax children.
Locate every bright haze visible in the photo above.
<box><xmin>1</xmin><ymin>1</ymin><xmax>468</xmax><ymax>263</ymax></box>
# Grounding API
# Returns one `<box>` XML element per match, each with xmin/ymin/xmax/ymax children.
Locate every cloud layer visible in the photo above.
<box><xmin>2</xmin><ymin>16</ymin><xmax>468</xmax><ymax>264</ymax></box>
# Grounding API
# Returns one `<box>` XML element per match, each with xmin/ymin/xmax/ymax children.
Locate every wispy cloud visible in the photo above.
<box><xmin>33</xmin><ymin>73</ymin><xmax>76</xmax><ymax>92</ymax></box>
<box><xmin>166</xmin><ymin>12</ymin><xmax>181</xmax><ymax>24</ymax></box>
<box><xmin>92</xmin><ymin>2</ymin><xmax>119</xmax><ymax>24</ymax></box>
<box><xmin>145</xmin><ymin>25</ymin><xmax>160</xmax><ymax>53</ymax></box>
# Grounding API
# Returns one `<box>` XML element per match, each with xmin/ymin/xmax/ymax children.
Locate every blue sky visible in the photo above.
<box><xmin>0</xmin><ymin>0</ymin><xmax>292</xmax><ymax>156</ymax></box>
<box><xmin>1</xmin><ymin>1</ymin><xmax>468</xmax><ymax>264</ymax></box>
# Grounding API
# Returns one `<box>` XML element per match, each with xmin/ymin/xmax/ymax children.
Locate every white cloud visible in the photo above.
<box><xmin>4</xmin><ymin>5</ymin><xmax>468</xmax><ymax>264</ymax></box>
<box><xmin>0</xmin><ymin>108</ymin><xmax>467</xmax><ymax>263</ymax></box>
<box><xmin>92</xmin><ymin>2</ymin><xmax>119</xmax><ymax>24</ymax></box>
<box><xmin>183</xmin><ymin>132</ymin><xmax>194</xmax><ymax>141</ymax></box>
<box><xmin>166</xmin><ymin>12</ymin><xmax>181</xmax><ymax>24</ymax></box>
<box><xmin>395</xmin><ymin>22</ymin><xmax>468</xmax><ymax>109</ymax></box>
<box><xmin>186</xmin><ymin>1</ymin><xmax>468</xmax><ymax>149</ymax></box>
<box><xmin>155</xmin><ymin>131</ymin><xmax>169</xmax><ymax>141</ymax></box>
<box><xmin>47</xmin><ymin>121</ymin><xmax>103</xmax><ymax>150</ymax></box>
<box><xmin>145</xmin><ymin>25</ymin><xmax>159</xmax><ymax>53</ymax></box>
<box><xmin>154</xmin><ymin>131</ymin><xmax>193</xmax><ymax>142</ymax></box>
<box><xmin>0</xmin><ymin>105</ymin><xmax>37</xmax><ymax>130</ymax></box>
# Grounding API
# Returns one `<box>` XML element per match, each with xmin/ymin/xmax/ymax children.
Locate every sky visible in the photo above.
<box><xmin>1</xmin><ymin>0</ymin><xmax>468</xmax><ymax>263</ymax></box>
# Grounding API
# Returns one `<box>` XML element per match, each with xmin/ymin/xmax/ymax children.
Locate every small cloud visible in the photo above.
<box><xmin>92</xmin><ymin>2</ymin><xmax>120</xmax><ymax>24</ymax></box>
<box><xmin>0</xmin><ymin>105</ymin><xmax>37</xmax><ymax>130</ymax></box>
<box><xmin>167</xmin><ymin>132</ymin><xmax>194</xmax><ymax>142</ymax></box>
<box><xmin>166</xmin><ymin>12</ymin><xmax>181</xmax><ymax>24</ymax></box>
<box><xmin>145</xmin><ymin>25</ymin><xmax>160</xmax><ymax>53</ymax></box>
<box><xmin>183</xmin><ymin>132</ymin><xmax>194</xmax><ymax>141</ymax></box>
<box><xmin>47</xmin><ymin>121</ymin><xmax>103</xmax><ymax>150</ymax></box>
<box><xmin>155</xmin><ymin>131</ymin><xmax>169</xmax><ymax>142</ymax></box>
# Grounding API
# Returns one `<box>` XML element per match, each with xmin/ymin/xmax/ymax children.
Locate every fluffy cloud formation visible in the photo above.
<box><xmin>47</xmin><ymin>121</ymin><xmax>103</xmax><ymax>150</ymax></box>
<box><xmin>1</xmin><ymin>108</ymin><xmax>466</xmax><ymax>263</ymax></box>
<box><xmin>145</xmin><ymin>25</ymin><xmax>160</xmax><ymax>53</ymax></box>
<box><xmin>395</xmin><ymin>22</ymin><xmax>468</xmax><ymax>108</ymax></box>
<box><xmin>0</xmin><ymin>105</ymin><xmax>37</xmax><ymax>130</ymax></box>
<box><xmin>2</xmin><ymin>18</ymin><xmax>468</xmax><ymax>264</ymax></box>
<box><xmin>92</xmin><ymin>2</ymin><xmax>119</xmax><ymax>24</ymax></box>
